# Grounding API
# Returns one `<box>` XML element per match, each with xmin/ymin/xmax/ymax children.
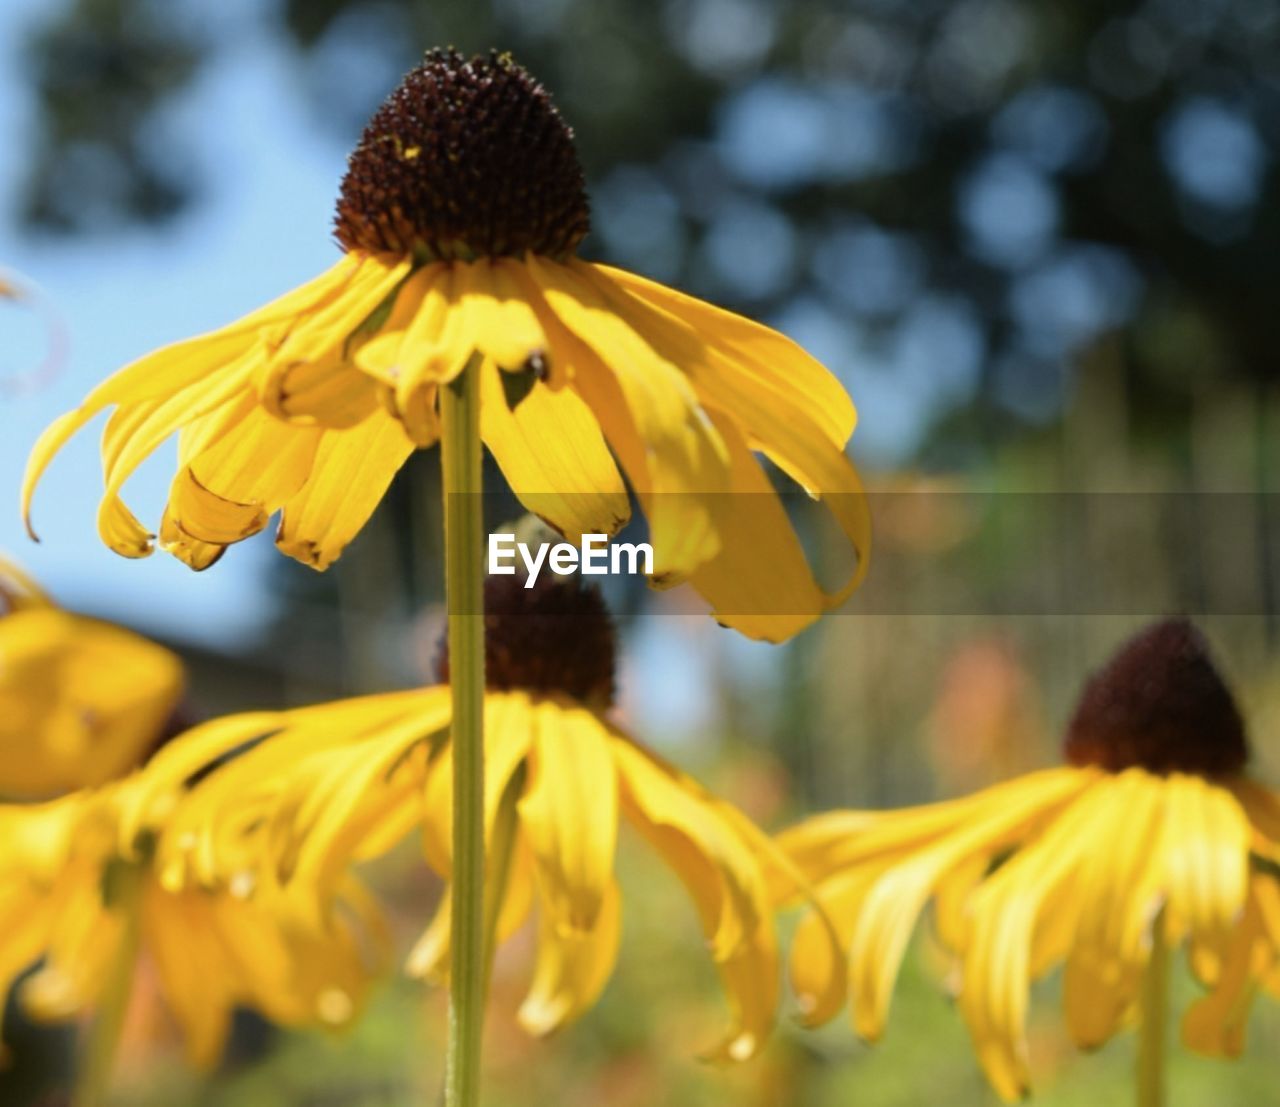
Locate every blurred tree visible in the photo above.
<box><xmin>23</xmin><ymin>0</ymin><xmax>202</xmax><ymax>231</ymax></box>
<box><xmin>17</xmin><ymin>0</ymin><xmax>1280</xmax><ymax>443</ymax></box>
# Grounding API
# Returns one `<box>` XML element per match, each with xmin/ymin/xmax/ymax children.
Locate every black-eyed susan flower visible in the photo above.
<box><xmin>0</xmin><ymin>777</ymin><xmax>381</xmax><ymax>1075</ymax></box>
<box><xmin>780</xmin><ymin>618</ymin><xmax>1280</xmax><ymax>1101</ymax></box>
<box><xmin>126</xmin><ymin>574</ymin><xmax>846</xmax><ymax>1059</ymax></box>
<box><xmin>0</xmin><ymin>557</ymin><xmax>183</xmax><ymax>799</ymax></box>
<box><xmin>21</xmin><ymin>49</ymin><xmax>869</xmax><ymax>643</ymax></box>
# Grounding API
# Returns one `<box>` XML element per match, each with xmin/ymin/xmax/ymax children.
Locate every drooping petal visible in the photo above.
<box><xmin>1163</xmin><ymin>774</ymin><xmax>1249</xmax><ymax>947</ymax></box>
<box><xmin>593</xmin><ymin>262</ymin><xmax>856</xmax><ymax>449</ymax></box>
<box><xmin>379</xmin><ymin>266</ymin><xmax>476</xmax><ymax>435</ymax></box>
<box><xmin>518</xmin><ymin>879</ymin><xmax>622</xmax><ymax>1036</ymax></box>
<box><xmin>92</xmin><ymin>351</ymin><xmax>264</xmax><ymax>558</ymax></box>
<box><xmin>22</xmin><ymin>255</ymin><xmax>361</xmax><ymax>541</ymax></box>
<box><xmin>717</xmin><ymin>800</ymin><xmax>847</xmax><ymax>1028</ymax></box>
<box><xmin>160</xmin><ymin>405</ymin><xmax>324</xmax><ymax>569</ymax></box>
<box><xmin>406</xmin><ymin>846</ymin><xmax>537</xmax><ymax>984</ymax></box>
<box><xmin>276</xmin><ymin>410</ymin><xmax>415</xmax><ymax>570</ymax></box>
<box><xmin>780</xmin><ymin>770</ymin><xmax>1088</xmax><ymax>891</ymax></box>
<box><xmin>148</xmin><ymin>690</ymin><xmax>446</xmax><ymax>888</ymax></box>
<box><xmin>958</xmin><ymin>783</ymin><xmax>1111</xmax><ymax>1102</ymax></box>
<box><xmin>848</xmin><ymin>770</ymin><xmax>1086</xmax><ymax>1041</ymax></box>
<box><xmin>23</xmin><ymin>863</ymin><xmax>125</xmax><ymax>1023</ymax></box>
<box><xmin>684</xmin><ymin>412</ymin><xmax>825</xmax><ymax>641</ymax></box>
<box><xmin>421</xmin><ymin>692</ymin><xmax>536</xmax><ymax>876</ymax></box>
<box><xmin>479</xmin><ymin>358</ymin><xmax>629</xmax><ymax>543</ymax></box>
<box><xmin>788</xmin><ymin>865</ymin><xmax>887</xmax><ymax>1029</ymax></box>
<box><xmin>613</xmin><ymin>735</ymin><xmax>778</xmax><ymax>1055</ymax></box>
<box><xmin>143</xmin><ymin>888</ymin><xmax>238</xmax><ymax>1068</ymax></box>
<box><xmin>524</xmin><ymin>254</ymin><xmax>731</xmax><ymax>583</ymax></box>
<box><xmin>579</xmin><ymin>261</ymin><xmax>871</xmax><ymax>613</ymax></box>
<box><xmin>1182</xmin><ymin>875</ymin><xmax>1280</xmax><ymax>1056</ymax></box>
<box><xmin>517</xmin><ymin>701</ymin><xmax>618</xmax><ymax>933</ymax></box>
<box><xmin>1062</xmin><ymin>771</ymin><xmax>1166</xmax><ymax>1049</ymax></box>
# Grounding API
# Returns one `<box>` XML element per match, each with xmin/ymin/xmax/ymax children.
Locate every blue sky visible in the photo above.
<box><xmin>0</xmin><ymin>2</ymin><xmax>353</xmax><ymax>647</ymax></box>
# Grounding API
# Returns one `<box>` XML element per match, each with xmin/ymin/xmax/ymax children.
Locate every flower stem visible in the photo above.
<box><xmin>441</xmin><ymin>352</ymin><xmax>487</xmax><ymax>1107</ymax></box>
<box><xmin>1137</xmin><ymin>910</ymin><xmax>1169</xmax><ymax>1107</ymax></box>
<box><xmin>72</xmin><ymin>866</ymin><xmax>142</xmax><ymax>1107</ymax></box>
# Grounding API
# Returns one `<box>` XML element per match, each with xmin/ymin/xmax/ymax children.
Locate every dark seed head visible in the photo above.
<box><xmin>334</xmin><ymin>49</ymin><xmax>590</xmax><ymax>261</ymax></box>
<box><xmin>1063</xmin><ymin>618</ymin><xmax>1248</xmax><ymax>776</ymax></box>
<box><xmin>435</xmin><ymin>572</ymin><xmax>616</xmax><ymax>709</ymax></box>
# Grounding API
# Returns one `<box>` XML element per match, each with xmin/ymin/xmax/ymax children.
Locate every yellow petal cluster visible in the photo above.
<box><xmin>0</xmin><ymin>776</ymin><xmax>384</xmax><ymax>1068</ymax></box>
<box><xmin>780</xmin><ymin>766</ymin><xmax>1280</xmax><ymax>1100</ymax></box>
<box><xmin>131</xmin><ymin>686</ymin><xmax>847</xmax><ymax>1059</ymax></box>
<box><xmin>23</xmin><ymin>251</ymin><xmax>869</xmax><ymax>641</ymax></box>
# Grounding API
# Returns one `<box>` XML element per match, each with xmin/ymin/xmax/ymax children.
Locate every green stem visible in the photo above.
<box><xmin>1137</xmin><ymin>910</ymin><xmax>1169</xmax><ymax>1107</ymax></box>
<box><xmin>441</xmin><ymin>353</ymin><xmax>487</xmax><ymax>1107</ymax></box>
<box><xmin>72</xmin><ymin>867</ymin><xmax>142</xmax><ymax>1107</ymax></box>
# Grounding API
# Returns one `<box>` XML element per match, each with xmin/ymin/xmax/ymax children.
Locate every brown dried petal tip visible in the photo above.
<box><xmin>436</xmin><ymin>572</ymin><xmax>616</xmax><ymax>709</ymax></box>
<box><xmin>1063</xmin><ymin>617</ymin><xmax>1248</xmax><ymax>776</ymax></box>
<box><xmin>334</xmin><ymin>49</ymin><xmax>590</xmax><ymax>261</ymax></box>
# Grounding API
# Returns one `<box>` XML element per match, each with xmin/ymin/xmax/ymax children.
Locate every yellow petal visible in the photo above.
<box><xmin>524</xmin><ymin>254</ymin><xmax>730</xmax><ymax>582</ymax></box>
<box><xmin>595</xmin><ymin>261</ymin><xmax>856</xmax><ymax>449</ymax></box>
<box><xmin>388</xmin><ymin>266</ymin><xmax>473</xmax><ymax>429</ymax></box>
<box><xmin>22</xmin><ymin>255</ymin><xmax>360</xmax><ymax>542</ymax></box>
<box><xmin>0</xmin><ymin>881</ymin><xmax>59</xmax><ymax>1011</ymax></box>
<box><xmin>518</xmin><ymin>879</ymin><xmax>622</xmax><ymax>1036</ymax></box>
<box><xmin>701</xmin><ymin>919</ymin><xmax>780</xmax><ymax>1063</ymax></box>
<box><xmin>421</xmin><ymin>692</ymin><xmax>536</xmax><ymax>876</ymax></box>
<box><xmin>275</xmin><ymin>410</ymin><xmax>415</xmax><ymax>570</ymax></box>
<box><xmin>1182</xmin><ymin>876</ymin><xmax>1278</xmax><ymax>1057</ymax></box>
<box><xmin>958</xmin><ymin>783</ymin><xmax>1110</xmax><ymax>1101</ymax></box>
<box><xmin>848</xmin><ymin>770</ymin><xmax>1086</xmax><ymax>1041</ymax></box>
<box><xmin>579</xmin><ymin>260</ymin><xmax>871</xmax><ymax>614</ymax></box>
<box><xmin>517</xmin><ymin>702</ymin><xmax>619</xmax><ymax>933</ymax></box>
<box><xmin>715</xmin><ymin>800</ymin><xmax>847</xmax><ymax>1027</ymax></box>
<box><xmin>117</xmin><ymin>710</ymin><xmax>286</xmax><ymax>856</ymax></box>
<box><xmin>90</xmin><ymin>352</ymin><xmax>264</xmax><ymax>558</ymax></box>
<box><xmin>684</xmin><ymin>412</ymin><xmax>824</xmax><ymax>641</ymax></box>
<box><xmin>613</xmin><ymin>734</ymin><xmax>780</xmax><ymax>1054</ymax></box>
<box><xmin>1163</xmin><ymin>774</ymin><xmax>1249</xmax><ymax>945</ymax></box>
<box><xmin>779</xmin><ymin>769</ymin><xmax>1088</xmax><ymax>886</ymax></box>
<box><xmin>1062</xmin><ymin>771</ymin><xmax>1165</xmax><ymax>1049</ymax></box>
<box><xmin>613</xmin><ymin>736</ymin><xmax>763</xmax><ymax>959</ymax></box>
<box><xmin>267</xmin><ymin>255</ymin><xmax>411</xmax><ymax>369</ymax></box>
<box><xmin>160</xmin><ymin>406</ymin><xmax>324</xmax><ymax>564</ymax></box>
<box><xmin>479</xmin><ymin>358</ymin><xmax>629</xmax><ymax>543</ymax></box>
<box><xmin>788</xmin><ymin>866</ymin><xmax>886</xmax><ymax>1029</ymax></box>
<box><xmin>260</xmin><ymin>353</ymin><xmax>379</xmax><ymax>428</ymax></box>
<box><xmin>406</xmin><ymin>847</ymin><xmax>537</xmax><ymax>983</ymax></box>
<box><xmin>144</xmin><ymin>888</ymin><xmax>236</xmax><ymax>1067</ymax></box>
<box><xmin>0</xmin><ymin>609</ymin><xmax>183</xmax><ymax>797</ymax></box>
<box><xmin>24</xmin><ymin>863</ymin><xmax>124</xmax><ymax>1022</ymax></box>
<box><xmin>458</xmin><ymin>258</ymin><xmax>548</xmax><ymax>370</ymax></box>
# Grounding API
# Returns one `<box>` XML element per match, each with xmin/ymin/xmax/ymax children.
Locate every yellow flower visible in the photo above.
<box><xmin>129</xmin><ymin>575</ymin><xmax>845</xmax><ymax>1058</ymax></box>
<box><xmin>0</xmin><ymin>557</ymin><xmax>183</xmax><ymax>799</ymax></box>
<box><xmin>0</xmin><ymin>774</ymin><xmax>382</xmax><ymax>1068</ymax></box>
<box><xmin>780</xmin><ymin>618</ymin><xmax>1280</xmax><ymax>1100</ymax></box>
<box><xmin>21</xmin><ymin>49</ymin><xmax>868</xmax><ymax>642</ymax></box>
